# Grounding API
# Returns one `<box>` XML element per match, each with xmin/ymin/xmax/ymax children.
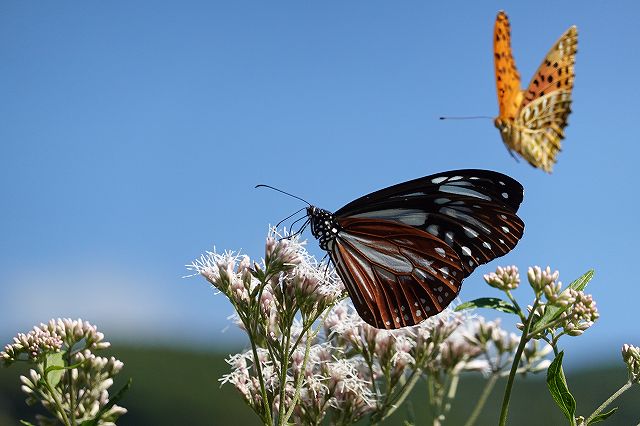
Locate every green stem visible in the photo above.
<box><xmin>283</xmin><ymin>314</ymin><xmax>318</xmax><ymax>424</ymax></box>
<box><xmin>40</xmin><ymin>366</ymin><xmax>71</xmax><ymax>426</ymax></box>
<box><xmin>442</xmin><ymin>372</ymin><xmax>460</xmax><ymax>419</ymax></box>
<box><xmin>585</xmin><ymin>380</ymin><xmax>633</xmax><ymax>424</ymax></box>
<box><xmin>247</xmin><ymin>327</ymin><xmax>272</xmax><ymax>425</ymax></box>
<box><xmin>242</xmin><ymin>278</ymin><xmax>273</xmax><ymax>426</ymax></box>
<box><xmin>276</xmin><ymin>320</ymin><xmax>292</xmax><ymax>426</ymax></box>
<box><xmin>505</xmin><ymin>290</ymin><xmax>527</xmax><ymax>323</ymax></box>
<box><xmin>66</xmin><ymin>346</ymin><xmax>76</xmax><ymax>425</ymax></box>
<box><xmin>377</xmin><ymin>368</ymin><xmax>423</xmax><ymax>424</ymax></box>
<box><xmin>464</xmin><ymin>374</ymin><xmax>498</xmax><ymax>426</ymax></box>
<box><xmin>498</xmin><ymin>298</ymin><xmax>540</xmax><ymax>426</ymax></box>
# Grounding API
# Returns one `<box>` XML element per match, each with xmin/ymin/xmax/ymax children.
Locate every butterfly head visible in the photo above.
<box><xmin>494</xmin><ymin>117</ymin><xmax>507</xmax><ymax>131</ymax></box>
<box><xmin>306</xmin><ymin>206</ymin><xmax>340</xmax><ymax>251</ymax></box>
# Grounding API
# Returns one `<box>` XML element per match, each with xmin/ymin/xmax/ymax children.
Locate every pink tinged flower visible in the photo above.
<box><xmin>260</xmin><ymin>285</ymin><xmax>275</xmax><ymax>315</ymax></box>
<box><xmin>374</xmin><ymin>331</ymin><xmax>396</xmax><ymax>363</ymax></box>
<box><xmin>265</xmin><ymin>228</ymin><xmax>302</xmax><ymax>270</ymax></box>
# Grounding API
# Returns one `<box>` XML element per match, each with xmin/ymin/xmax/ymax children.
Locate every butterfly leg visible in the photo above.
<box><xmin>502</xmin><ymin>141</ymin><xmax>520</xmax><ymax>163</ymax></box>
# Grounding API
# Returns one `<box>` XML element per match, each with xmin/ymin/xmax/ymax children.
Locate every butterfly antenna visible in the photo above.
<box><xmin>439</xmin><ymin>116</ymin><xmax>493</xmax><ymax>120</ymax></box>
<box><xmin>278</xmin><ymin>218</ymin><xmax>310</xmax><ymax>242</ymax></box>
<box><xmin>290</xmin><ymin>216</ymin><xmax>310</xmax><ymax>235</ymax></box>
<box><xmin>275</xmin><ymin>207</ymin><xmax>307</xmax><ymax>229</ymax></box>
<box><xmin>255</xmin><ymin>184</ymin><xmax>311</xmax><ymax>206</ymax></box>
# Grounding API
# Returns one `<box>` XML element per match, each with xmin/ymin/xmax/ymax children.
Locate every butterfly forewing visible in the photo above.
<box><xmin>521</xmin><ymin>26</ymin><xmax>577</xmax><ymax>108</ymax></box>
<box><xmin>306</xmin><ymin>169</ymin><xmax>525</xmax><ymax>329</ymax></box>
<box><xmin>494</xmin><ymin>10</ymin><xmax>523</xmax><ymax>120</ymax></box>
<box><xmin>330</xmin><ymin>218</ymin><xmax>464</xmax><ymax>329</ymax></box>
<box><xmin>335</xmin><ymin>170</ymin><xmax>524</xmax><ymax>276</ymax></box>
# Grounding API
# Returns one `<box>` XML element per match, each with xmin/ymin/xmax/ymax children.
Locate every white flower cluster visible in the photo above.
<box><xmin>189</xmin><ymin>227</ymin><xmax>344</xmax><ymax>322</ymax></box>
<box><xmin>195</xmin><ymin>233</ymin><xmax>557</xmax><ymax>425</ymax></box>
<box><xmin>1</xmin><ymin>318</ymin><xmax>126</xmax><ymax>426</ymax></box>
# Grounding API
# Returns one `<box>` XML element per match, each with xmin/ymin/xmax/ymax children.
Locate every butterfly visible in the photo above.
<box><xmin>304</xmin><ymin>169</ymin><xmax>524</xmax><ymax>329</ymax></box>
<box><xmin>494</xmin><ymin>10</ymin><xmax>577</xmax><ymax>173</ymax></box>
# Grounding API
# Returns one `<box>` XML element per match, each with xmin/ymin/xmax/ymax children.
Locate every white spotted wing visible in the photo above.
<box><xmin>334</xmin><ymin>170</ymin><xmax>524</xmax><ymax>277</ymax></box>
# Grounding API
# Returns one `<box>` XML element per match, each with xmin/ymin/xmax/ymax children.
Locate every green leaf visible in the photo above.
<box><xmin>455</xmin><ymin>297</ymin><xmax>518</xmax><ymax>314</ymax></box>
<box><xmin>43</xmin><ymin>351</ymin><xmax>65</xmax><ymax>388</ymax></box>
<box><xmin>534</xmin><ymin>269</ymin><xmax>594</xmax><ymax>332</ymax></box>
<box><xmin>587</xmin><ymin>407</ymin><xmax>618</xmax><ymax>424</ymax></box>
<box><xmin>19</xmin><ymin>420</ymin><xmax>36</xmax><ymax>426</ymax></box>
<box><xmin>80</xmin><ymin>378</ymin><xmax>133</xmax><ymax>426</ymax></box>
<box><xmin>546</xmin><ymin>351</ymin><xmax>576</xmax><ymax>425</ymax></box>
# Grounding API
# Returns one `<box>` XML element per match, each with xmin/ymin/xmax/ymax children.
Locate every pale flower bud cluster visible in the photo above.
<box><xmin>560</xmin><ymin>290</ymin><xmax>599</xmax><ymax>336</ymax></box>
<box><xmin>527</xmin><ymin>266</ymin><xmax>559</xmax><ymax>293</ymax></box>
<box><xmin>2</xmin><ymin>319</ymin><xmax>127</xmax><ymax>425</ymax></box>
<box><xmin>621</xmin><ymin>344</ymin><xmax>640</xmax><ymax>382</ymax></box>
<box><xmin>484</xmin><ymin>265</ymin><xmax>520</xmax><ymax>291</ymax></box>
<box><xmin>543</xmin><ymin>280</ymin><xmax>575</xmax><ymax>307</ymax></box>
<box><xmin>1</xmin><ymin>328</ymin><xmax>63</xmax><ymax>364</ymax></box>
<box><xmin>462</xmin><ymin>317</ymin><xmax>551</xmax><ymax>376</ymax></box>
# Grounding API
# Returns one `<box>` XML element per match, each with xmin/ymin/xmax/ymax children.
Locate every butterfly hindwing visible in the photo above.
<box><xmin>330</xmin><ymin>217</ymin><xmax>464</xmax><ymax>329</ymax></box>
<box><xmin>335</xmin><ymin>170</ymin><xmax>524</xmax><ymax>276</ymax></box>
<box><xmin>514</xmin><ymin>89</ymin><xmax>572</xmax><ymax>171</ymax></box>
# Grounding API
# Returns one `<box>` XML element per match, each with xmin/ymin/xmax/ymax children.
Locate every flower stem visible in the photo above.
<box><xmin>585</xmin><ymin>380</ymin><xmax>633</xmax><ymax>424</ymax></box>
<box><xmin>442</xmin><ymin>372</ymin><xmax>460</xmax><ymax>419</ymax></box>
<box><xmin>498</xmin><ymin>298</ymin><xmax>539</xmax><ymax>426</ymax></box>
<box><xmin>40</xmin><ymin>366</ymin><xmax>71</xmax><ymax>426</ymax></box>
<box><xmin>66</xmin><ymin>346</ymin><xmax>76</xmax><ymax>425</ymax></box>
<box><xmin>283</xmin><ymin>314</ymin><xmax>318</xmax><ymax>424</ymax></box>
<box><xmin>464</xmin><ymin>374</ymin><xmax>498</xmax><ymax>426</ymax></box>
<box><xmin>505</xmin><ymin>290</ymin><xmax>527</xmax><ymax>323</ymax></box>
<box><xmin>276</xmin><ymin>320</ymin><xmax>292</xmax><ymax>426</ymax></box>
<box><xmin>377</xmin><ymin>367</ymin><xmax>423</xmax><ymax>423</ymax></box>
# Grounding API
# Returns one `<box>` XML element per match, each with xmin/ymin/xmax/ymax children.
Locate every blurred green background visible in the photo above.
<box><xmin>1</xmin><ymin>345</ymin><xmax>638</xmax><ymax>425</ymax></box>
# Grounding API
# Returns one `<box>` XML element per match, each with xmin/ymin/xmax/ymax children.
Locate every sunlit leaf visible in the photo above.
<box><xmin>587</xmin><ymin>407</ymin><xmax>618</xmax><ymax>424</ymax></box>
<box><xmin>546</xmin><ymin>351</ymin><xmax>576</xmax><ymax>425</ymax></box>
<box><xmin>455</xmin><ymin>297</ymin><xmax>518</xmax><ymax>314</ymax></box>
<box><xmin>43</xmin><ymin>351</ymin><xmax>65</xmax><ymax>388</ymax></box>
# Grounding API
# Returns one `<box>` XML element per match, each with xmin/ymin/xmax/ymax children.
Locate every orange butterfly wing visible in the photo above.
<box><xmin>521</xmin><ymin>26</ymin><xmax>578</xmax><ymax>108</ymax></box>
<box><xmin>494</xmin><ymin>11</ymin><xmax>523</xmax><ymax>120</ymax></box>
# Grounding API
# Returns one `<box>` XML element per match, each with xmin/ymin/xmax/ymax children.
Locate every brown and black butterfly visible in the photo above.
<box><xmin>262</xmin><ymin>169</ymin><xmax>524</xmax><ymax>329</ymax></box>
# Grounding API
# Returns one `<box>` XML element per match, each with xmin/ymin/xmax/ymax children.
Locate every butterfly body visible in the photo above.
<box><xmin>306</xmin><ymin>170</ymin><xmax>525</xmax><ymax>329</ymax></box>
<box><xmin>307</xmin><ymin>206</ymin><xmax>341</xmax><ymax>251</ymax></box>
<box><xmin>494</xmin><ymin>11</ymin><xmax>577</xmax><ymax>172</ymax></box>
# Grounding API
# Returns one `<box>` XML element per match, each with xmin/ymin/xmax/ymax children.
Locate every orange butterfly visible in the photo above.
<box><xmin>494</xmin><ymin>11</ymin><xmax>577</xmax><ymax>173</ymax></box>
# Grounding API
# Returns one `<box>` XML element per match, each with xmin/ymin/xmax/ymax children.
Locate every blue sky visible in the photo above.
<box><xmin>1</xmin><ymin>1</ymin><xmax>638</xmax><ymax>366</ymax></box>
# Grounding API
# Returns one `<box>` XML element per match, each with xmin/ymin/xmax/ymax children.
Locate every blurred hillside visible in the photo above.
<box><xmin>1</xmin><ymin>345</ymin><xmax>638</xmax><ymax>425</ymax></box>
